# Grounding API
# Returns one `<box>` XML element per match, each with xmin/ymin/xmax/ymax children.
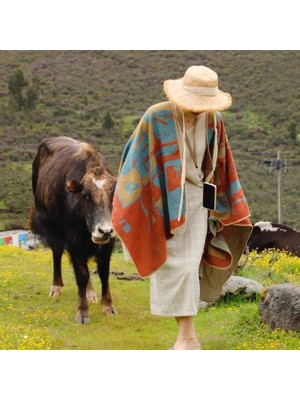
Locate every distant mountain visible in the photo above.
<box><xmin>0</xmin><ymin>50</ymin><xmax>299</xmax><ymax>229</ymax></box>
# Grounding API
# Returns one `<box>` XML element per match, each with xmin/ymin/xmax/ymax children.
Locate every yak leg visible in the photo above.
<box><xmin>70</xmin><ymin>254</ymin><xmax>90</xmax><ymax>324</ymax></box>
<box><xmin>86</xmin><ymin>278</ymin><xmax>98</xmax><ymax>303</ymax></box>
<box><xmin>49</xmin><ymin>249</ymin><xmax>64</xmax><ymax>298</ymax></box>
<box><xmin>31</xmin><ymin>210</ymin><xmax>65</xmax><ymax>298</ymax></box>
<box><xmin>96</xmin><ymin>239</ymin><xmax>117</xmax><ymax>315</ymax></box>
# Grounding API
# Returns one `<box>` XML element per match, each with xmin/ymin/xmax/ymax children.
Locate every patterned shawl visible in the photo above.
<box><xmin>112</xmin><ymin>101</ymin><xmax>252</xmax><ymax>299</ymax></box>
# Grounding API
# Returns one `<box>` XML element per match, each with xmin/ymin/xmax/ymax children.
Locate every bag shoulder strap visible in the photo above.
<box><xmin>205</xmin><ymin>112</ymin><xmax>218</xmax><ymax>183</ymax></box>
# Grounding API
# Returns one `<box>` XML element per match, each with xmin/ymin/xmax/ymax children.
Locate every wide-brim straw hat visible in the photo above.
<box><xmin>164</xmin><ymin>65</ymin><xmax>232</xmax><ymax>112</ymax></box>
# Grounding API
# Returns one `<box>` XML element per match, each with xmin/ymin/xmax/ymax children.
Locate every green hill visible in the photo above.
<box><xmin>0</xmin><ymin>50</ymin><xmax>299</xmax><ymax>229</ymax></box>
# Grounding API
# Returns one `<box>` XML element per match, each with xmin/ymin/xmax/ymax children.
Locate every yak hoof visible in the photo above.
<box><xmin>76</xmin><ymin>310</ymin><xmax>90</xmax><ymax>324</ymax></box>
<box><xmin>102</xmin><ymin>304</ymin><xmax>117</xmax><ymax>316</ymax></box>
<box><xmin>49</xmin><ymin>285</ymin><xmax>62</xmax><ymax>298</ymax></box>
<box><xmin>86</xmin><ymin>289</ymin><xmax>99</xmax><ymax>303</ymax></box>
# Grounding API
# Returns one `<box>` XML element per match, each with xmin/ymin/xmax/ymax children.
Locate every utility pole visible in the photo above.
<box><xmin>263</xmin><ymin>150</ymin><xmax>287</xmax><ymax>224</ymax></box>
<box><xmin>276</xmin><ymin>150</ymin><xmax>282</xmax><ymax>224</ymax></box>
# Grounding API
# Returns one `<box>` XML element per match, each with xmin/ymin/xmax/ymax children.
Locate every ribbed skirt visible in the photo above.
<box><xmin>150</xmin><ymin>181</ymin><xmax>208</xmax><ymax>316</ymax></box>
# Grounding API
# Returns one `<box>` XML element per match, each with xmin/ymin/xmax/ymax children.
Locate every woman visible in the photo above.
<box><xmin>112</xmin><ymin>65</ymin><xmax>252</xmax><ymax>350</ymax></box>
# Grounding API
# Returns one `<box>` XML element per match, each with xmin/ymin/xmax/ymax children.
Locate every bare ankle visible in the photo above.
<box><xmin>173</xmin><ymin>337</ymin><xmax>201</xmax><ymax>350</ymax></box>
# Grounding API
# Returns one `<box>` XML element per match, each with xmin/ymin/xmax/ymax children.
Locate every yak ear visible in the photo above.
<box><xmin>66</xmin><ymin>179</ymin><xmax>83</xmax><ymax>193</ymax></box>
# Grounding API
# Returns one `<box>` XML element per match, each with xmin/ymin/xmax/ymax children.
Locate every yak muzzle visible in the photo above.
<box><xmin>92</xmin><ymin>224</ymin><xmax>115</xmax><ymax>245</ymax></box>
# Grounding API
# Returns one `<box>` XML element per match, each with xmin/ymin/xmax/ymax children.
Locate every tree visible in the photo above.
<box><xmin>8</xmin><ymin>68</ymin><xmax>28</xmax><ymax>110</ymax></box>
<box><xmin>288</xmin><ymin>122</ymin><xmax>297</xmax><ymax>141</ymax></box>
<box><xmin>8</xmin><ymin>68</ymin><xmax>39</xmax><ymax>111</ymax></box>
<box><xmin>102</xmin><ymin>111</ymin><xmax>114</xmax><ymax>130</ymax></box>
<box><xmin>25</xmin><ymin>86</ymin><xmax>39</xmax><ymax>110</ymax></box>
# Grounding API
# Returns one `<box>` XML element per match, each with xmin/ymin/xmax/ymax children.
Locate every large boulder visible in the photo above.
<box><xmin>259</xmin><ymin>284</ymin><xmax>300</xmax><ymax>331</ymax></box>
<box><xmin>220</xmin><ymin>276</ymin><xmax>264</xmax><ymax>299</ymax></box>
<box><xmin>198</xmin><ymin>276</ymin><xmax>263</xmax><ymax>309</ymax></box>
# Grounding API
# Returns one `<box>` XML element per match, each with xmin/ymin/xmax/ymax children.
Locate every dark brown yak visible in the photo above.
<box><xmin>30</xmin><ymin>136</ymin><xmax>116</xmax><ymax>324</ymax></box>
<box><xmin>247</xmin><ymin>221</ymin><xmax>300</xmax><ymax>256</ymax></box>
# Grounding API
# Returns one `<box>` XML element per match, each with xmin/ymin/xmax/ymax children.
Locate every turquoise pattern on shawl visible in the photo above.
<box><xmin>151</xmin><ymin>109</ymin><xmax>186</xmax><ymax>223</ymax></box>
<box><xmin>116</xmin><ymin>107</ymin><xmax>186</xmax><ymax>223</ymax></box>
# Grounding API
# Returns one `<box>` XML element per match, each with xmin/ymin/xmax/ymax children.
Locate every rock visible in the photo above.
<box><xmin>111</xmin><ymin>270</ymin><xmax>125</xmax><ymax>277</ymax></box>
<box><xmin>116</xmin><ymin>273</ymin><xmax>144</xmax><ymax>281</ymax></box>
<box><xmin>111</xmin><ymin>270</ymin><xmax>144</xmax><ymax>281</ymax></box>
<box><xmin>259</xmin><ymin>284</ymin><xmax>300</xmax><ymax>331</ymax></box>
<box><xmin>220</xmin><ymin>276</ymin><xmax>264</xmax><ymax>299</ymax></box>
<box><xmin>198</xmin><ymin>300</ymin><xmax>214</xmax><ymax>309</ymax></box>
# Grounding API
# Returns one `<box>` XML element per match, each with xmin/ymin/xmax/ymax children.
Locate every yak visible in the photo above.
<box><xmin>30</xmin><ymin>136</ymin><xmax>116</xmax><ymax>324</ymax></box>
<box><xmin>246</xmin><ymin>221</ymin><xmax>300</xmax><ymax>256</ymax></box>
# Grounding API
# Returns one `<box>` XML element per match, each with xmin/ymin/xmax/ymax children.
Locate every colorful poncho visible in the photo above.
<box><xmin>112</xmin><ymin>101</ymin><xmax>252</xmax><ymax>301</ymax></box>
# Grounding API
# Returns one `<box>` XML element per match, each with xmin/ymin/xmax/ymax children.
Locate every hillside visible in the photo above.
<box><xmin>0</xmin><ymin>50</ymin><xmax>299</xmax><ymax>229</ymax></box>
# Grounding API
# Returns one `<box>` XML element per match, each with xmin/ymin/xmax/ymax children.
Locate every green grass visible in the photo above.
<box><xmin>0</xmin><ymin>246</ymin><xmax>299</xmax><ymax>350</ymax></box>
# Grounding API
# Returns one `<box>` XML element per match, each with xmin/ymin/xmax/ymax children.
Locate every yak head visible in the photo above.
<box><xmin>67</xmin><ymin>166</ymin><xmax>116</xmax><ymax>244</ymax></box>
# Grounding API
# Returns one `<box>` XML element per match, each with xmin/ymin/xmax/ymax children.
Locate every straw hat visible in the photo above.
<box><xmin>163</xmin><ymin>65</ymin><xmax>232</xmax><ymax>112</ymax></box>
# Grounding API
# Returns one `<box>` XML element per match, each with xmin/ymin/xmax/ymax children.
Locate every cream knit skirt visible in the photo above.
<box><xmin>150</xmin><ymin>181</ymin><xmax>208</xmax><ymax>316</ymax></box>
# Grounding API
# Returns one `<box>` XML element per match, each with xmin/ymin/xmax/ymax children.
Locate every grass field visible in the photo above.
<box><xmin>0</xmin><ymin>246</ymin><xmax>299</xmax><ymax>350</ymax></box>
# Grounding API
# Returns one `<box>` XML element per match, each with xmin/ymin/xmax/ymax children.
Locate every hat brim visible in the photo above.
<box><xmin>164</xmin><ymin>78</ymin><xmax>232</xmax><ymax>112</ymax></box>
